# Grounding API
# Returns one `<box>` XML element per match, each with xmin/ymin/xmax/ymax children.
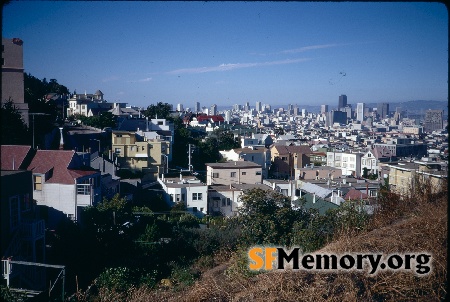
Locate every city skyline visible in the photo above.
<box><xmin>2</xmin><ymin>2</ymin><xmax>448</xmax><ymax>108</ymax></box>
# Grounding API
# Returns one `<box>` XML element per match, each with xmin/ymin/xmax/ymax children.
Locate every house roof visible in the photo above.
<box><xmin>27</xmin><ymin>150</ymin><xmax>98</xmax><ymax>184</ymax></box>
<box><xmin>295</xmin><ymin>193</ymin><xmax>339</xmax><ymax>215</ymax></box>
<box><xmin>372</xmin><ymin>146</ymin><xmax>395</xmax><ymax>159</ymax></box>
<box><xmin>343</xmin><ymin>188</ymin><xmax>369</xmax><ymax>200</ymax></box>
<box><xmin>197</xmin><ymin>115</ymin><xmax>224</xmax><ymax>123</ymax></box>
<box><xmin>206</xmin><ymin>161</ymin><xmax>261</xmax><ymax>169</ymax></box>
<box><xmin>1</xmin><ymin>145</ymin><xmax>33</xmax><ymax>170</ymax></box>
<box><xmin>272</xmin><ymin>145</ymin><xmax>312</xmax><ymax>155</ymax></box>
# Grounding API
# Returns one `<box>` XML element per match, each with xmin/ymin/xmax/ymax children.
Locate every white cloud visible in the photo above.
<box><xmin>280</xmin><ymin>43</ymin><xmax>340</xmax><ymax>54</ymax></box>
<box><xmin>166</xmin><ymin>58</ymin><xmax>311</xmax><ymax>75</ymax></box>
<box><xmin>138</xmin><ymin>77</ymin><xmax>152</xmax><ymax>82</ymax></box>
<box><xmin>102</xmin><ymin>76</ymin><xmax>120</xmax><ymax>83</ymax></box>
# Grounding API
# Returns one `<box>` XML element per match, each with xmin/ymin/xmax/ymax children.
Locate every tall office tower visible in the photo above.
<box><xmin>338</xmin><ymin>95</ymin><xmax>347</xmax><ymax>111</ymax></box>
<box><xmin>233</xmin><ymin>104</ymin><xmax>240</xmax><ymax>111</ymax></box>
<box><xmin>326</xmin><ymin>110</ymin><xmax>347</xmax><ymax>127</ymax></box>
<box><xmin>377</xmin><ymin>102</ymin><xmax>389</xmax><ymax>119</ymax></box>
<box><xmin>424</xmin><ymin>109</ymin><xmax>444</xmax><ymax>133</ymax></box>
<box><xmin>244</xmin><ymin>102</ymin><xmax>250</xmax><ymax>111</ymax></box>
<box><xmin>2</xmin><ymin>38</ymin><xmax>29</xmax><ymax>125</ymax></box>
<box><xmin>176</xmin><ymin>103</ymin><xmax>184</xmax><ymax>112</ymax></box>
<box><xmin>342</xmin><ymin>106</ymin><xmax>352</xmax><ymax>119</ymax></box>
<box><xmin>195</xmin><ymin>102</ymin><xmax>201</xmax><ymax>113</ymax></box>
<box><xmin>321</xmin><ymin>105</ymin><xmax>329</xmax><ymax>114</ymax></box>
<box><xmin>255</xmin><ymin>101</ymin><xmax>262</xmax><ymax>112</ymax></box>
<box><xmin>288</xmin><ymin>104</ymin><xmax>294</xmax><ymax>111</ymax></box>
<box><xmin>301</xmin><ymin>109</ymin><xmax>307</xmax><ymax>117</ymax></box>
<box><xmin>356</xmin><ymin>103</ymin><xmax>365</xmax><ymax>122</ymax></box>
<box><xmin>293</xmin><ymin>107</ymin><xmax>299</xmax><ymax>115</ymax></box>
<box><xmin>264</xmin><ymin>104</ymin><xmax>271</xmax><ymax>112</ymax></box>
<box><xmin>224</xmin><ymin>110</ymin><xmax>231</xmax><ymax>123</ymax></box>
<box><xmin>210</xmin><ymin>104</ymin><xmax>217</xmax><ymax>115</ymax></box>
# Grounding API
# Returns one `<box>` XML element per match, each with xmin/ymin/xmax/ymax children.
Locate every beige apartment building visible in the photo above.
<box><xmin>112</xmin><ymin>131</ymin><xmax>169</xmax><ymax>180</ymax></box>
<box><xmin>386</xmin><ymin>161</ymin><xmax>447</xmax><ymax>197</ymax></box>
<box><xmin>206</xmin><ymin>161</ymin><xmax>262</xmax><ymax>186</ymax></box>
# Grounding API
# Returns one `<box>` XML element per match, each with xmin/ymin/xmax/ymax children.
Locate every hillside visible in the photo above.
<box><xmin>90</xmin><ymin>183</ymin><xmax>447</xmax><ymax>302</ymax></box>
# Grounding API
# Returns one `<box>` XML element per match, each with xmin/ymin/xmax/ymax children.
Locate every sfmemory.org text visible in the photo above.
<box><xmin>248</xmin><ymin>247</ymin><xmax>432</xmax><ymax>276</ymax></box>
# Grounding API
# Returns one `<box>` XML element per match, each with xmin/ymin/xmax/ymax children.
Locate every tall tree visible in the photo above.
<box><xmin>143</xmin><ymin>102</ymin><xmax>172</xmax><ymax>119</ymax></box>
<box><xmin>1</xmin><ymin>99</ymin><xmax>29</xmax><ymax>145</ymax></box>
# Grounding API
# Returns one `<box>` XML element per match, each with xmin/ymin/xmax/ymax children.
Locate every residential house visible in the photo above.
<box><xmin>112</xmin><ymin>131</ymin><xmax>169</xmax><ymax>180</ymax></box>
<box><xmin>27</xmin><ymin>150</ymin><xmax>102</xmax><ymax>225</ymax></box>
<box><xmin>208</xmin><ymin>183</ymin><xmax>272</xmax><ymax>216</ymax></box>
<box><xmin>158</xmin><ymin>175</ymin><xmax>208</xmax><ymax>217</ymax></box>
<box><xmin>219</xmin><ymin>147</ymin><xmax>271</xmax><ymax>178</ymax></box>
<box><xmin>386</xmin><ymin>161</ymin><xmax>447</xmax><ymax>197</ymax></box>
<box><xmin>206</xmin><ymin>161</ymin><xmax>262</xmax><ymax>186</ymax></box>
<box><xmin>326</xmin><ymin>151</ymin><xmax>363</xmax><ymax>177</ymax></box>
<box><xmin>270</xmin><ymin>145</ymin><xmax>312</xmax><ymax>179</ymax></box>
<box><xmin>1</xmin><ymin>170</ymin><xmax>45</xmax><ymax>263</ymax></box>
<box><xmin>296</xmin><ymin>165</ymin><xmax>342</xmax><ymax>181</ymax></box>
<box><xmin>263</xmin><ymin>179</ymin><xmax>298</xmax><ymax>201</ymax></box>
<box><xmin>360</xmin><ymin>146</ymin><xmax>396</xmax><ymax>178</ymax></box>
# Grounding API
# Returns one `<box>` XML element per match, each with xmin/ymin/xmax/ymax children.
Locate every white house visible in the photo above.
<box><xmin>326</xmin><ymin>151</ymin><xmax>363</xmax><ymax>177</ymax></box>
<box><xmin>158</xmin><ymin>175</ymin><xmax>208</xmax><ymax>217</ymax></box>
<box><xmin>28</xmin><ymin>150</ymin><xmax>101</xmax><ymax>222</ymax></box>
<box><xmin>208</xmin><ymin>183</ymin><xmax>272</xmax><ymax>216</ymax></box>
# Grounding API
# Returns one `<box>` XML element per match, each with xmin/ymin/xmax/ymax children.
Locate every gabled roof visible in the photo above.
<box><xmin>27</xmin><ymin>150</ymin><xmax>98</xmax><ymax>184</ymax></box>
<box><xmin>272</xmin><ymin>145</ymin><xmax>312</xmax><ymax>155</ymax></box>
<box><xmin>371</xmin><ymin>146</ymin><xmax>395</xmax><ymax>159</ymax></box>
<box><xmin>197</xmin><ymin>115</ymin><xmax>224</xmax><ymax>123</ymax></box>
<box><xmin>343</xmin><ymin>188</ymin><xmax>369</xmax><ymax>200</ymax></box>
<box><xmin>1</xmin><ymin>145</ymin><xmax>33</xmax><ymax>170</ymax></box>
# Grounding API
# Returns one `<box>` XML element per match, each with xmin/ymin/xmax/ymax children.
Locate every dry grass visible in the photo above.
<box><xmin>89</xmin><ymin>181</ymin><xmax>447</xmax><ymax>302</ymax></box>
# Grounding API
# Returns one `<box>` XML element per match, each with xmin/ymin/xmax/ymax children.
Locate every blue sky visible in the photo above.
<box><xmin>2</xmin><ymin>1</ymin><xmax>448</xmax><ymax>109</ymax></box>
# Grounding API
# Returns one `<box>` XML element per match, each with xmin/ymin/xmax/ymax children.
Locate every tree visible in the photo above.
<box><xmin>1</xmin><ymin>99</ymin><xmax>29</xmax><ymax>145</ymax></box>
<box><xmin>238</xmin><ymin>188</ymin><xmax>309</xmax><ymax>246</ymax></box>
<box><xmin>143</xmin><ymin>102</ymin><xmax>172</xmax><ymax>119</ymax></box>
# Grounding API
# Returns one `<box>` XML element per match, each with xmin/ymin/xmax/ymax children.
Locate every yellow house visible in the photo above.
<box><xmin>387</xmin><ymin>161</ymin><xmax>447</xmax><ymax>197</ymax></box>
<box><xmin>112</xmin><ymin>131</ymin><xmax>169</xmax><ymax>180</ymax></box>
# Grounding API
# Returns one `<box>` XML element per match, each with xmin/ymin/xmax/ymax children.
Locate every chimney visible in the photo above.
<box><xmin>59</xmin><ymin>127</ymin><xmax>64</xmax><ymax>150</ymax></box>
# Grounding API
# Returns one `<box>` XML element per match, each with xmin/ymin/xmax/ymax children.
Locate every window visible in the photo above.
<box><xmin>158</xmin><ymin>121</ymin><xmax>163</xmax><ymax>125</ymax></box>
<box><xmin>230</xmin><ymin>172</ymin><xmax>236</xmax><ymax>177</ymax></box>
<box><xmin>176</xmin><ymin>194</ymin><xmax>180</xmax><ymax>202</ymax></box>
<box><xmin>242</xmin><ymin>172</ymin><xmax>246</xmax><ymax>175</ymax></box>
<box><xmin>181</xmin><ymin>194</ymin><xmax>185</xmax><ymax>202</ymax></box>
<box><xmin>256</xmin><ymin>171</ymin><xmax>262</xmax><ymax>175</ymax></box>
<box><xmin>1</xmin><ymin>58</ymin><xmax>4</xmax><ymax>66</ymax></box>
<box><xmin>222</xmin><ymin>198</ymin><xmax>226</xmax><ymax>206</ymax></box>
<box><xmin>77</xmin><ymin>184</ymin><xmax>90</xmax><ymax>195</ymax></box>
<box><xmin>281</xmin><ymin>156</ymin><xmax>288</xmax><ymax>161</ymax></box>
<box><xmin>192</xmin><ymin>193</ymin><xmax>203</xmax><ymax>200</ymax></box>
<box><xmin>212</xmin><ymin>173</ymin><xmax>219</xmax><ymax>178</ymax></box>
<box><xmin>226</xmin><ymin>198</ymin><xmax>231</xmax><ymax>206</ymax></box>
<box><xmin>200</xmin><ymin>207</ymin><xmax>204</xmax><ymax>212</ymax></box>
<box><xmin>115</xmin><ymin>148</ymin><xmax>121</xmax><ymax>155</ymax></box>
<box><xmin>251</xmin><ymin>156</ymin><xmax>254</xmax><ymax>161</ymax></box>
<box><xmin>170</xmin><ymin>194</ymin><xmax>174</xmax><ymax>201</ymax></box>
<box><xmin>34</xmin><ymin>175</ymin><xmax>42</xmax><ymax>191</ymax></box>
